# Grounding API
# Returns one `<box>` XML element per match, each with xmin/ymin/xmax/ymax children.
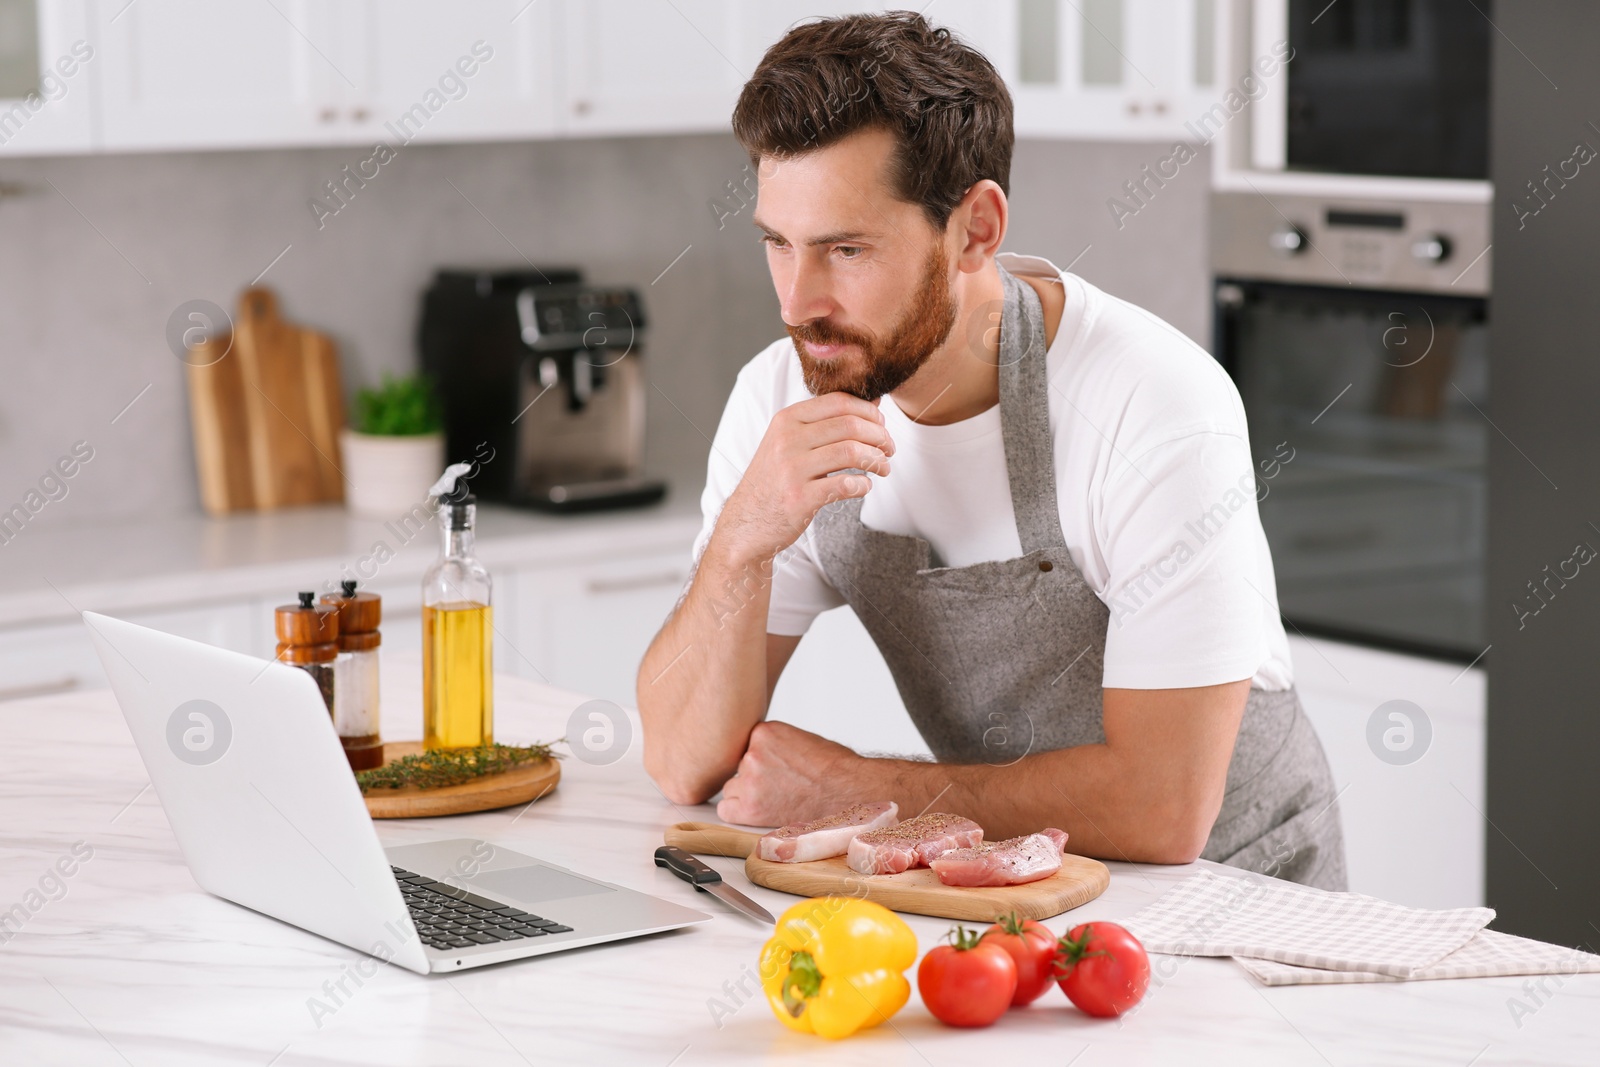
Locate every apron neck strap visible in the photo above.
<box><xmin>996</xmin><ymin>264</ymin><xmax>1067</xmax><ymax>553</ymax></box>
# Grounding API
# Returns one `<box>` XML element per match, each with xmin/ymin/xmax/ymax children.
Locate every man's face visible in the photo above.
<box><xmin>751</xmin><ymin>127</ymin><xmax>958</xmax><ymax>400</ymax></box>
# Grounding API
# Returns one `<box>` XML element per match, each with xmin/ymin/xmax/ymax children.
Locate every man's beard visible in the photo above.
<box><xmin>788</xmin><ymin>244</ymin><xmax>958</xmax><ymax>401</ymax></box>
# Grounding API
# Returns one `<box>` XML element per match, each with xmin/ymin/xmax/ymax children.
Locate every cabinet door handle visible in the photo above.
<box><xmin>0</xmin><ymin>676</ymin><xmax>81</xmax><ymax>702</ymax></box>
<box><xmin>586</xmin><ymin>571</ymin><xmax>686</xmax><ymax>595</ymax></box>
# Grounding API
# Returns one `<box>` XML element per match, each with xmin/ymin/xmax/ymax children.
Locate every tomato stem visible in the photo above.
<box><xmin>944</xmin><ymin>924</ymin><xmax>986</xmax><ymax>951</ymax></box>
<box><xmin>1054</xmin><ymin>926</ymin><xmax>1114</xmax><ymax>974</ymax></box>
<box><xmin>993</xmin><ymin>910</ymin><xmax>1029</xmax><ymax>937</ymax></box>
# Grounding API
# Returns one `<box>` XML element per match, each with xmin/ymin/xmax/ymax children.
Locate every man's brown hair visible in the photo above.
<box><xmin>731</xmin><ymin>11</ymin><xmax>1014</xmax><ymax>231</ymax></box>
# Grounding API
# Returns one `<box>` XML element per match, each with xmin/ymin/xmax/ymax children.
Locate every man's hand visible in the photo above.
<box><xmin>714</xmin><ymin>392</ymin><xmax>895</xmax><ymax>566</ymax></box>
<box><xmin>715</xmin><ymin>720</ymin><xmax>870</xmax><ymax>827</ymax></box>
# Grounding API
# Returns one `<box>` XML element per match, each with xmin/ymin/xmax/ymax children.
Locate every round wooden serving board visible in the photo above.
<box><xmin>362</xmin><ymin>742</ymin><xmax>561</xmax><ymax>819</ymax></box>
<box><xmin>665</xmin><ymin>821</ymin><xmax>1110</xmax><ymax>923</ymax></box>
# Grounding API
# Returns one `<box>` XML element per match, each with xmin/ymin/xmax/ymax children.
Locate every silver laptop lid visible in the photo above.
<box><xmin>82</xmin><ymin>611</ymin><xmax>430</xmax><ymax>975</ymax></box>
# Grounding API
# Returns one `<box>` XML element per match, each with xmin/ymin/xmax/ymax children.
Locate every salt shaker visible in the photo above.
<box><xmin>321</xmin><ymin>580</ymin><xmax>384</xmax><ymax>771</ymax></box>
<box><xmin>275</xmin><ymin>592</ymin><xmax>339</xmax><ymax>717</ymax></box>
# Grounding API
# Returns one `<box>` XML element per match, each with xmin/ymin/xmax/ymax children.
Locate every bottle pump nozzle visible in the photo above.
<box><xmin>428</xmin><ymin>462</ymin><xmax>475</xmax><ymax>502</ymax></box>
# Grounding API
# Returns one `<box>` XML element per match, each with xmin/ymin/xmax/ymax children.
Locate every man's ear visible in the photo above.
<box><xmin>950</xmin><ymin>180</ymin><xmax>1008</xmax><ymax>274</ymax></box>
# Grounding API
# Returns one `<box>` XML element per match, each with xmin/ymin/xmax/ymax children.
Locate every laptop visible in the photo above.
<box><xmin>83</xmin><ymin>611</ymin><xmax>710</xmax><ymax>974</ymax></box>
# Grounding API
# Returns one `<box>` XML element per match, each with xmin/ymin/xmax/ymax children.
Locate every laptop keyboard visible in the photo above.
<box><xmin>392</xmin><ymin>866</ymin><xmax>573</xmax><ymax>951</ymax></box>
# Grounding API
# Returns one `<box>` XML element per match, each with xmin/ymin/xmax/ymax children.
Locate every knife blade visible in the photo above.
<box><xmin>653</xmin><ymin>845</ymin><xmax>775</xmax><ymax>925</ymax></box>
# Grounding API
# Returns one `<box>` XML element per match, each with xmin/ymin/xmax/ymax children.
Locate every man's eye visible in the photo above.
<box><xmin>835</xmin><ymin>246</ymin><xmax>863</xmax><ymax>259</ymax></box>
<box><xmin>761</xmin><ymin>234</ymin><xmax>788</xmax><ymax>249</ymax></box>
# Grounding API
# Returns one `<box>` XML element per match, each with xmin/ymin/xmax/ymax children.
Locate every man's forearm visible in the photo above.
<box><xmin>636</xmin><ymin>532</ymin><xmax>776</xmax><ymax>804</ymax></box>
<box><xmin>859</xmin><ymin>745</ymin><xmax>1215</xmax><ymax>864</ymax></box>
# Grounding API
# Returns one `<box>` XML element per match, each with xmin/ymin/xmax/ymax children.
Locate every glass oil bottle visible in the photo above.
<box><xmin>422</xmin><ymin>482</ymin><xmax>493</xmax><ymax>749</ymax></box>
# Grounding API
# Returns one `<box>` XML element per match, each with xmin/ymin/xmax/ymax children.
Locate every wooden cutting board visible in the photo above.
<box><xmin>665</xmin><ymin>821</ymin><xmax>1110</xmax><ymax>923</ymax></box>
<box><xmin>185</xmin><ymin>287</ymin><xmax>345</xmax><ymax>515</ymax></box>
<box><xmin>362</xmin><ymin>742</ymin><xmax>561</xmax><ymax>819</ymax></box>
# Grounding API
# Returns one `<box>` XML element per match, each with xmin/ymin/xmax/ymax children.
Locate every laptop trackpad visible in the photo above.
<box><xmin>462</xmin><ymin>864</ymin><xmax>616</xmax><ymax>904</ymax></box>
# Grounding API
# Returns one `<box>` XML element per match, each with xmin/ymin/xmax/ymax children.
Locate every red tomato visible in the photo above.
<box><xmin>1053</xmin><ymin>922</ymin><xmax>1150</xmax><ymax>1018</ymax></box>
<box><xmin>918</xmin><ymin>926</ymin><xmax>1018</xmax><ymax>1028</ymax></box>
<box><xmin>982</xmin><ymin>912</ymin><xmax>1057</xmax><ymax>1006</ymax></box>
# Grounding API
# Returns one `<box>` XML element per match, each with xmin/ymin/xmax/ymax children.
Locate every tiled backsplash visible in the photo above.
<box><xmin>0</xmin><ymin>134</ymin><xmax>1208</xmax><ymax>527</ymax></box>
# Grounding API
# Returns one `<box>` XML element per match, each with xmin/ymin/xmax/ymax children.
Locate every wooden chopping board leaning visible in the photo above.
<box><xmin>184</xmin><ymin>287</ymin><xmax>346</xmax><ymax>514</ymax></box>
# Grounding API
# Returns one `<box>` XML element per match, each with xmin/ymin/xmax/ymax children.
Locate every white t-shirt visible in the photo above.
<box><xmin>692</xmin><ymin>252</ymin><xmax>1294</xmax><ymax>691</ymax></box>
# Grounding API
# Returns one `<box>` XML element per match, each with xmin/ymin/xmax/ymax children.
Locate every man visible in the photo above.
<box><xmin>637</xmin><ymin>12</ymin><xmax>1345</xmax><ymax>889</ymax></box>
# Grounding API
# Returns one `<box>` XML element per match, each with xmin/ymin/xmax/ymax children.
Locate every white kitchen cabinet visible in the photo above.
<box><xmin>92</xmin><ymin>0</ymin><xmax>350</xmax><ymax>151</ymax></box>
<box><xmin>0</xmin><ymin>599</ymin><xmax>257</xmax><ymax>701</ymax></box>
<box><xmin>723</xmin><ymin>0</ymin><xmax>1212</xmax><ymax>143</ymax></box>
<box><xmin>509</xmin><ymin>550</ymin><xmax>691</xmax><ymax>707</ymax></box>
<box><xmin>92</xmin><ymin>0</ymin><xmax>557</xmax><ymax>153</ymax></box>
<box><xmin>0</xmin><ymin>617</ymin><xmax>105</xmax><ymax>700</ymax></box>
<box><xmin>733</xmin><ymin>0</ymin><xmax>1223</xmax><ymax>143</ymax></box>
<box><xmin>124</xmin><ymin>600</ymin><xmax>256</xmax><ymax>654</ymax></box>
<box><xmin>1289</xmin><ymin>633</ymin><xmax>1487</xmax><ymax>909</ymax></box>
<box><xmin>1005</xmin><ymin>0</ymin><xmax>1221</xmax><ymax>141</ymax></box>
<box><xmin>730</xmin><ymin>1</ymin><xmax>871</xmax><ymax>72</ymax></box>
<box><xmin>331</xmin><ymin>0</ymin><xmax>558</xmax><ymax>146</ymax></box>
<box><xmin>558</xmin><ymin>0</ymin><xmax>743</xmax><ymax>137</ymax></box>
<box><xmin>27</xmin><ymin>0</ymin><xmax>1222</xmax><ymax>157</ymax></box>
<box><xmin>0</xmin><ymin>0</ymin><xmax>95</xmax><ymax>156</ymax></box>
<box><xmin>767</xmin><ymin>604</ymin><xmax>926</xmax><ymax>758</ymax></box>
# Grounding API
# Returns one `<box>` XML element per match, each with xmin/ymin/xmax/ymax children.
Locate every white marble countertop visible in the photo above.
<box><xmin>0</xmin><ymin>497</ymin><xmax>704</xmax><ymax>630</ymax></box>
<box><xmin>1</xmin><ymin>657</ymin><xmax>1594</xmax><ymax>1066</ymax></box>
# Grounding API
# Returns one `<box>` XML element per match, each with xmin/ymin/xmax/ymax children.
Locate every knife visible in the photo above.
<box><xmin>653</xmin><ymin>845</ymin><xmax>775</xmax><ymax>925</ymax></box>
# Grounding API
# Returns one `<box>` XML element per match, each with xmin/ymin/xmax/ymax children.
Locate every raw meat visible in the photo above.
<box><xmin>846</xmin><ymin>813</ymin><xmax>985</xmax><ymax>875</ymax></box>
<box><xmin>929</xmin><ymin>828</ymin><xmax>1070</xmax><ymax>887</ymax></box>
<box><xmin>756</xmin><ymin>801</ymin><xmax>900</xmax><ymax>863</ymax></box>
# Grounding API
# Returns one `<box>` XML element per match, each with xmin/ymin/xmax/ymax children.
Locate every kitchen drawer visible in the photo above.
<box><xmin>0</xmin><ymin>619</ymin><xmax>105</xmax><ymax>701</ymax></box>
<box><xmin>0</xmin><ymin>601</ymin><xmax>260</xmax><ymax>703</ymax></box>
<box><xmin>512</xmin><ymin>551</ymin><xmax>692</xmax><ymax>706</ymax></box>
<box><xmin>123</xmin><ymin>601</ymin><xmax>256</xmax><ymax>655</ymax></box>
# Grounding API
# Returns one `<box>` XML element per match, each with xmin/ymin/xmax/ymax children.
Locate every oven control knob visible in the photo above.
<box><xmin>1268</xmin><ymin>225</ymin><xmax>1309</xmax><ymax>255</ymax></box>
<box><xmin>1411</xmin><ymin>234</ymin><xmax>1452</xmax><ymax>263</ymax></box>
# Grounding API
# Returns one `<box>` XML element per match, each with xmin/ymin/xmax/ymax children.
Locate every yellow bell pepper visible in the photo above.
<box><xmin>759</xmin><ymin>897</ymin><xmax>917</xmax><ymax>1040</ymax></box>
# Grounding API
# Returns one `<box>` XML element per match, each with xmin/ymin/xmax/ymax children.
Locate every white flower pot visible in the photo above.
<box><xmin>340</xmin><ymin>429</ymin><xmax>446</xmax><ymax>519</ymax></box>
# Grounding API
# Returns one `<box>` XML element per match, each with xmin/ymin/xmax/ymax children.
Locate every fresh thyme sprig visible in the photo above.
<box><xmin>356</xmin><ymin>741</ymin><xmax>562</xmax><ymax>793</ymax></box>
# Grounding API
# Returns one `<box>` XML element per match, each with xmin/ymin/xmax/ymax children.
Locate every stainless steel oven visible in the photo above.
<box><xmin>1211</xmin><ymin>190</ymin><xmax>1490</xmax><ymax>660</ymax></box>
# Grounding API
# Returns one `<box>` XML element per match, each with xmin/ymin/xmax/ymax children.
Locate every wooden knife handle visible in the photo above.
<box><xmin>664</xmin><ymin>821</ymin><xmax>761</xmax><ymax>859</ymax></box>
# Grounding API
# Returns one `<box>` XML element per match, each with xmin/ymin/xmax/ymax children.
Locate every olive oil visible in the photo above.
<box><xmin>423</xmin><ymin>601</ymin><xmax>494</xmax><ymax>749</ymax></box>
<box><xmin>422</xmin><ymin>472</ymin><xmax>495</xmax><ymax>751</ymax></box>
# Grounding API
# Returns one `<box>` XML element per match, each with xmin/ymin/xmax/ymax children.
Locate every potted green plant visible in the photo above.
<box><xmin>340</xmin><ymin>373</ymin><xmax>446</xmax><ymax>518</ymax></box>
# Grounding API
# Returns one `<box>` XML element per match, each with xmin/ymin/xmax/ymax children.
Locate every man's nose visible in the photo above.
<box><xmin>780</xmin><ymin>254</ymin><xmax>835</xmax><ymax>327</ymax></box>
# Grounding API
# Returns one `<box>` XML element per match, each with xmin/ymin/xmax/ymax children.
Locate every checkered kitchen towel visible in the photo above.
<box><xmin>1236</xmin><ymin>929</ymin><xmax>1600</xmax><ymax>986</ymax></box>
<box><xmin>1120</xmin><ymin>869</ymin><xmax>1494</xmax><ymax>977</ymax></box>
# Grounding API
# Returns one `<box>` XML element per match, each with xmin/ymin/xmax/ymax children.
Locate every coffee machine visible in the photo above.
<box><xmin>420</xmin><ymin>268</ymin><xmax>667</xmax><ymax>512</ymax></box>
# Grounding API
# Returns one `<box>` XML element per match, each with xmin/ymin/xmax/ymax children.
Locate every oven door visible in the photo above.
<box><xmin>1214</xmin><ymin>279</ymin><xmax>1489</xmax><ymax>659</ymax></box>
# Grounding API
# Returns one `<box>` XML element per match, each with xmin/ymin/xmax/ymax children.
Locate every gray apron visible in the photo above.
<box><xmin>808</xmin><ymin>266</ymin><xmax>1348</xmax><ymax>890</ymax></box>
